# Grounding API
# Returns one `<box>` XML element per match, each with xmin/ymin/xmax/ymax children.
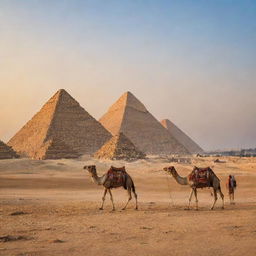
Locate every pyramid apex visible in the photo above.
<box><xmin>124</xmin><ymin>91</ymin><xmax>133</xmax><ymax>96</ymax></box>
<box><xmin>161</xmin><ymin>119</ymin><xmax>172</xmax><ymax>127</ymax></box>
<box><xmin>58</xmin><ymin>88</ymin><xmax>66</xmax><ymax>92</ymax></box>
<box><xmin>121</xmin><ymin>91</ymin><xmax>147</xmax><ymax>112</ymax></box>
<box><xmin>161</xmin><ymin>118</ymin><xmax>171</xmax><ymax>122</ymax></box>
<box><xmin>50</xmin><ymin>89</ymin><xmax>70</xmax><ymax>101</ymax></box>
<box><xmin>56</xmin><ymin>88</ymin><xmax>69</xmax><ymax>96</ymax></box>
<box><xmin>119</xmin><ymin>91</ymin><xmax>134</xmax><ymax>100</ymax></box>
<box><xmin>119</xmin><ymin>91</ymin><xmax>140</xmax><ymax>99</ymax></box>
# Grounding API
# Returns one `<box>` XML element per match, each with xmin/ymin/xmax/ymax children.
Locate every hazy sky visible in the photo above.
<box><xmin>0</xmin><ymin>0</ymin><xmax>255</xmax><ymax>150</ymax></box>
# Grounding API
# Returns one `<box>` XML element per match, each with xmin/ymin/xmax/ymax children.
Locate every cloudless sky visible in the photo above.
<box><xmin>0</xmin><ymin>0</ymin><xmax>255</xmax><ymax>150</ymax></box>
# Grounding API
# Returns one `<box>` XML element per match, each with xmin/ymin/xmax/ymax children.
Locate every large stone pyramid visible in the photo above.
<box><xmin>161</xmin><ymin>119</ymin><xmax>203</xmax><ymax>154</ymax></box>
<box><xmin>94</xmin><ymin>132</ymin><xmax>146</xmax><ymax>160</ymax></box>
<box><xmin>0</xmin><ymin>140</ymin><xmax>19</xmax><ymax>159</ymax></box>
<box><xmin>8</xmin><ymin>89</ymin><xmax>112</xmax><ymax>158</ymax></box>
<box><xmin>99</xmin><ymin>92</ymin><xmax>189</xmax><ymax>155</ymax></box>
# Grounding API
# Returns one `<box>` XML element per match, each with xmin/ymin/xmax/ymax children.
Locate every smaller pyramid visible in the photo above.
<box><xmin>33</xmin><ymin>139</ymin><xmax>81</xmax><ymax>160</ymax></box>
<box><xmin>94</xmin><ymin>132</ymin><xmax>146</xmax><ymax>161</ymax></box>
<box><xmin>161</xmin><ymin>119</ymin><xmax>204</xmax><ymax>154</ymax></box>
<box><xmin>0</xmin><ymin>140</ymin><xmax>19</xmax><ymax>159</ymax></box>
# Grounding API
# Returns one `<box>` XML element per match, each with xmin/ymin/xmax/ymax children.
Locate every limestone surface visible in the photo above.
<box><xmin>0</xmin><ymin>140</ymin><xmax>19</xmax><ymax>159</ymax></box>
<box><xmin>161</xmin><ymin>119</ymin><xmax>204</xmax><ymax>154</ymax></box>
<box><xmin>34</xmin><ymin>139</ymin><xmax>81</xmax><ymax>160</ymax></box>
<box><xmin>94</xmin><ymin>132</ymin><xmax>146</xmax><ymax>160</ymax></box>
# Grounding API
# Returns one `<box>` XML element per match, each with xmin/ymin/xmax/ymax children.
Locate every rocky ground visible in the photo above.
<box><xmin>0</xmin><ymin>156</ymin><xmax>256</xmax><ymax>256</ymax></box>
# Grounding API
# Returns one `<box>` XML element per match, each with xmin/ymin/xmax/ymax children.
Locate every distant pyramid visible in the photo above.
<box><xmin>161</xmin><ymin>119</ymin><xmax>203</xmax><ymax>154</ymax></box>
<box><xmin>0</xmin><ymin>140</ymin><xmax>19</xmax><ymax>159</ymax></box>
<box><xmin>94</xmin><ymin>132</ymin><xmax>146</xmax><ymax>160</ymax></box>
<box><xmin>99</xmin><ymin>92</ymin><xmax>189</xmax><ymax>155</ymax></box>
<box><xmin>8</xmin><ymin>89</ymin><xmax>112</xmax><ymax>158</ymax></box>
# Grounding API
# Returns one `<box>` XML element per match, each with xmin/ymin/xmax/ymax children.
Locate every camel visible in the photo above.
<box><xmin>84</xmin><ymin>165</ymin><xmax>138</xmax><ymax>211</ymax></box>
<box><xmin>163</xmin><ymin>166</ymin><xmax>224</xmax><ymax>210</ymax></box>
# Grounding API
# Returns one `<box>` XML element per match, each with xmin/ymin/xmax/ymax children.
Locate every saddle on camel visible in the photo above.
<box><xmin>189</xmin><ymin>167</ymin><xmax>213</xmax><ymax>188</ymax></box>
<box><xmin>105</xmin><ymin>166</ymin><xmax>127</xmax><ymax>189</ymax></box>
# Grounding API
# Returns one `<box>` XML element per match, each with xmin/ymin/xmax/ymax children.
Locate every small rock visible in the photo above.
<box><xmin>10</xmin><ymin>211</ymin><xmax>27</xmax><ymax>216</ymax></box>
<box><xmin>0</xmin><ymin>235</ymin><xmax>31</xmax><ymax>242</ymax></box>
<box><xmin>140</xmin><ymin>226</ymin><xmax>153</xmax><ymax>230</ymax></box>
<box><xmin>49</xmin><ymin>239</ymin><xmax>65</xmax><ymax>243</ymax></box>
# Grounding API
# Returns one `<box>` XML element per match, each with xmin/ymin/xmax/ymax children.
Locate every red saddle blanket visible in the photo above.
<box><xmin>189</xmin><ymin>168</ymin><xmax>210</xmax><ymax>184</ymax></box>
<box><xmin>106</xmin><ymin>168</ymin><xmax>126</xmax><ymax>187</ymax></box>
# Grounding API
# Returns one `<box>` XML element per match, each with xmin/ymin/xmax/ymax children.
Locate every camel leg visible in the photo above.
<box><xmin>108</xmin><ymin>189</ymin><xmax>115</xmax><ymax>211</ymax></box>
<box><xmin>187</xmin><ymin>189</ymin><xmax>194</xmax><ymax>210</ymax></box>
<box><xmin>193</xmin><ymin>188</ymin><xmax>199</xmax><ymax>210</ymax></box>
<box><xmin>122</xmin><ymin>189</ymin><xmax>132</xmax><ymax>210</ymax></box>
<box><xmin>218</xmin><ymin>188</ymin><xmax>225</xmax><ymax>209</ymax></box>
<box><xmin>99</xmin><ymin>188</ymin><xmax>107</xmax><ymax>210</ymax></box>
<box><xmin>132</xmin><ymin>189</ymin><xmax>138</xmax><ymax>210</ymax></box>
<box><xmin>232</xmin><ymin>193</ymin><xmax>235</xmax><ymax>204</ymax></box>
<box><xmin>210</xmin><ymin>189</ymin><xmax>217</xmax><ymax>210</ymax></box>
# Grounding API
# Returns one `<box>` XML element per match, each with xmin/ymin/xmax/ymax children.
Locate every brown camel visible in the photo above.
<box><xmin>163</xmin><ymin>166</ymin><xmax>224</xmax><ymax>210</ymax></box>
<box><xmin>84</xmin><ymin>165</ymin><xmax>138</xmax><ymax>211</ymax></box>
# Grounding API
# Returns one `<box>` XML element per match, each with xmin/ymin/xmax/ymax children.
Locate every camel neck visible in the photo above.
<box><xmin>172</xmin><ymin>171</ymin><xmax>188</xmax><ymax>185</ymax></box>
<box><xmin>92</xmin><ymin>171</ymin><xmax>106</xmax><ymax>185</ymax></box>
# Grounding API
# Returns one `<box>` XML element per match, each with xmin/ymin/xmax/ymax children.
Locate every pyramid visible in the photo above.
<box><xmin>8</xmin><ymin>89</ymin><xmax>112</xmax><ymax>158</ymax></box>
<box><xmin>94</xmin><ymin>132</ymin><xmax>146</xmax><ymax>160</ymax></box>
<box><xmin>161</xmin><ymin>119</ymin><xmax>204</xmax><ymax>154</ymax></box>
<box><xmin>99</xmin><ymin>92</ymin><xmax>189</xmax><ymax>155</ymax></box>
<box><xmin>34</xmin><ymin>138</ymin><xmax>81</xmax><ymax>160</ymax></box>
<box><xmin>0</xmin><ymin>140</ymin><xmax>19</xmax><ymax>159</ymax></box>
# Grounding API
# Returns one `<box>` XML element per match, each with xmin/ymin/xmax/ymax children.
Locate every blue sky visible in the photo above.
<box><xmin>0</xmin><ymin>0</ymin><xmax>255</xmax><ymax>150</ymax></box>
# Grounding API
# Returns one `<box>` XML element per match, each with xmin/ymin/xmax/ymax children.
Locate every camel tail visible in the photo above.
<box><xmin>123</xmin><ymin>174</ymin><xmax>127</xmax><ymax>190</ymax></box>
<box><xmin>132</xmin><ymin>182</ymin><xmax>136</xmax><ymax>193</ymax></box>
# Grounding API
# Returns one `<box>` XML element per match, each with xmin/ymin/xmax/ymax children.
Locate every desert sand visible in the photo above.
<box><xmin>0</xmin><ymin>156</ymin><xmax>256</xmax><ymax>256</ymax></box>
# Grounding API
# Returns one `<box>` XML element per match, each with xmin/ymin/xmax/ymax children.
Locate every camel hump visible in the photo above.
<box><xmin>189</xmin><ymin>167</ymin><xmax>213</xmax><ymax>185</ymax></box>
<box><xmin>193</xmin><ymin>166</ymin><xmax>212</xmax><ymax>172</ymax></box>
<box><xmin>109</xmin><ymin>166</ymin><xmax>126</xmax><ymax>172</ymax></box>
<box><xmin>106</xmin><ymin>166</ymin><xmax>127</xmax><ymax>189</ymax></box>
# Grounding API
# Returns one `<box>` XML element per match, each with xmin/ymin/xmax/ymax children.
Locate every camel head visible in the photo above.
<box><xmin>163</xmin><ymin>166</ymin><xmax>176</xmax><ymax>176</ymax></box>
<box><xmin>83</xmin><ymin>165</ymin><xmax>96</xmax><ymax>176</ymax></box>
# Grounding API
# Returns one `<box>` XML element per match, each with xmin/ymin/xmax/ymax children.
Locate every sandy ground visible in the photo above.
<box><xmin>0</xmin><ymin>156</ymin><xmax>256</xmax><ymax>256</ymax></box>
